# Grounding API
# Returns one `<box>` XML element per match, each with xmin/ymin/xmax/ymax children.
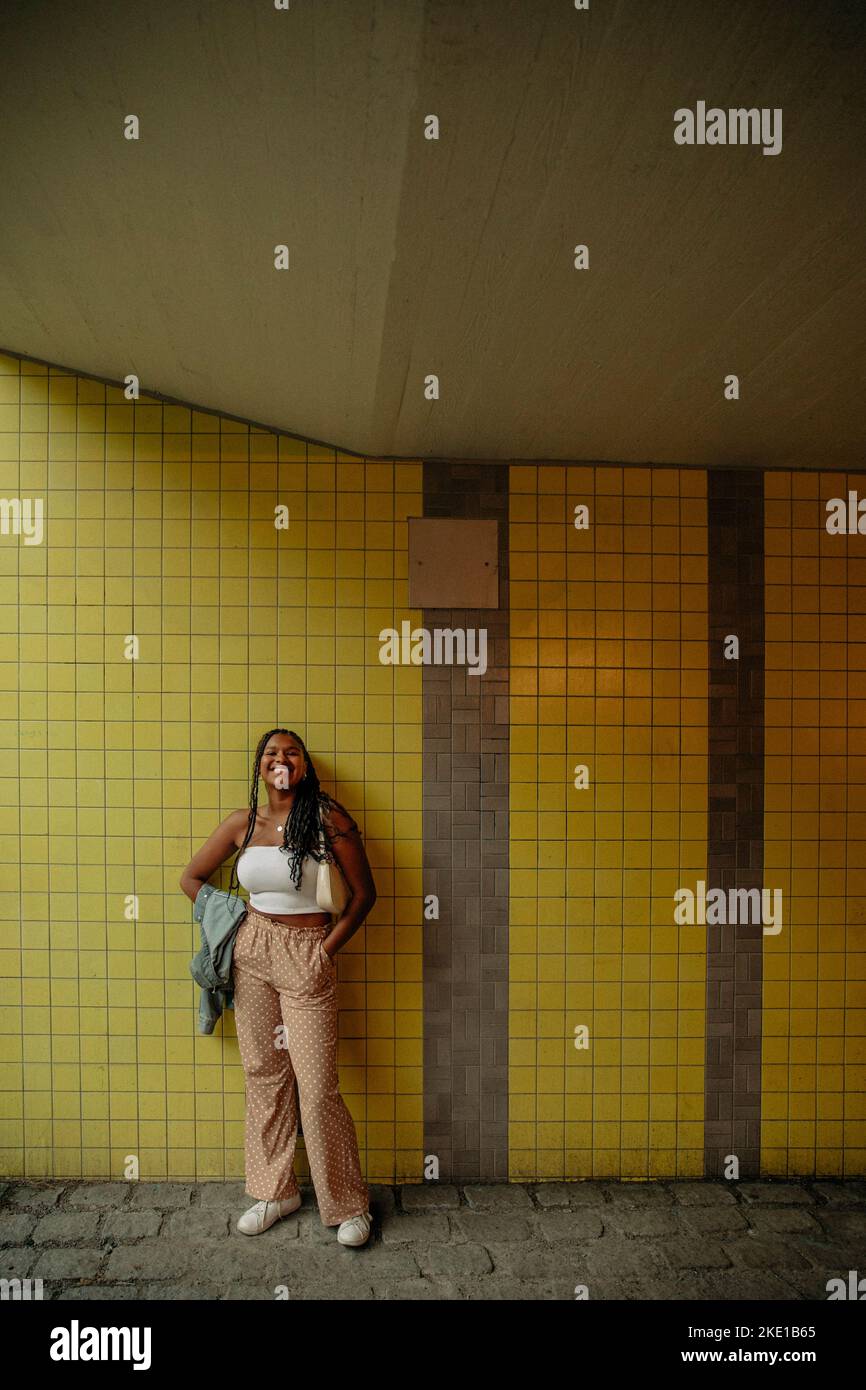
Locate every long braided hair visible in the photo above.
<box><xmin>227</xmin><ymin>727</ymin><xmax>341</xmax><ymax>894</ymax></box>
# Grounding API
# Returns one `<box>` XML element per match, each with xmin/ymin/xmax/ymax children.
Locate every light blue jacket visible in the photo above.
<box><xmin>189</xmin><ymin>883</ymin><xmax>248</xmax><ymax>1035</ymax></box>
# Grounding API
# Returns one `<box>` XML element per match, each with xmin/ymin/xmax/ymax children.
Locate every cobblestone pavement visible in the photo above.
<box><xmin>1</xmin><ymin>1178</ymin><xmax>864</xmax><ymax>1301</ymax></box>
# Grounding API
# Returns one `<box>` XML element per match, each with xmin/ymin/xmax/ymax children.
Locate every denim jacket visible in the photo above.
<box><xmin>189</xmin><ymin>883</ymin><xmax>248</xmax><ymax>1035</ymax></box>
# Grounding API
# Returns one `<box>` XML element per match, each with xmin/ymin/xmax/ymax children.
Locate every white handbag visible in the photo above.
<box><xmin>315</xmin><ymin>829</ymin><xmax>350</xmax><ymax>914</ymax></box>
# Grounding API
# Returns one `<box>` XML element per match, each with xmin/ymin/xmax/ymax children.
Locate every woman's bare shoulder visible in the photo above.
<box><xmin>227</xmin><ymin>808</ymin><xmax>254</xmax><ymax>844</ymax></box>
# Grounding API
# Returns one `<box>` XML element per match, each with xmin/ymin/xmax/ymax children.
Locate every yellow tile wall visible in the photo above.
<box><xmin>509</xmin><ymin>465</ymin><xmax>708</xmax><ymax>1179</ymax></box>
<box><xmin>2</xmin><ymin>348</ymin><xmax>863</xmax><ymax>1184</ymax></box>
<box><xmin>0</xmin><ymin>353</ymin><xmax>424</xmax><ymax>1183</ymax></box>
<box><xmin>763</xmin><ymin>471</ymin><xmax>866</xmax><ymax>1176</ymax></box>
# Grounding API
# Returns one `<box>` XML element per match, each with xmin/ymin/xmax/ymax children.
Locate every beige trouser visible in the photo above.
<box><xmin>232</xmin><ymin>906</ymin><xmax>369</xmax><ymax>1227</ymax></box>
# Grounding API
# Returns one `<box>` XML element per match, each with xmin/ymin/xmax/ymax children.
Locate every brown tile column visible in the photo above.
<box><xmin>704</xmin><ymin>469</ymin><xmax>765</xmax><ymax>1177</ymax></box>
<box><xmin>422</xmin><ymin>462</ymin><xmax>509</xmax><ymax>1181</ymax></box>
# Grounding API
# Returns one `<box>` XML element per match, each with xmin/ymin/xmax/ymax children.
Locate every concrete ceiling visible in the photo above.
<box><xmin>1</xmin><ymin>0</ymin><xmax>864</xmax><ymax>469</ymax></box>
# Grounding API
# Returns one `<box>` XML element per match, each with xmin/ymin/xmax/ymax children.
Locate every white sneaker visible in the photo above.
<box><xmin>237</xmin><ymin>1194</ymin><xmax>302</xmax><ymax>1235</ymax></box>
<box><xmin>336</xmin><ymin>1211</ymin><xmax>372</xmax><ymax>1247</ymax></box>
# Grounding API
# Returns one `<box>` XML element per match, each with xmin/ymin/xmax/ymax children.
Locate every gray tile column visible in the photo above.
<box><xmin>704</xmin><ymin>469</ymin><xmax>765</xmax><ymax>1177</ymax></box>
<box><xmin>422</xmin><ymin>462</ymin><xmax>510</xmax><ymax>1181</ymax></box>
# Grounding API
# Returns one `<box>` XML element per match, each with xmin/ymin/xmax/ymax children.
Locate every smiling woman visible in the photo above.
<box><xmin>179</xmin><ymin>726</ymin><xmax>377</xmax><ymax>1248</ymax></box>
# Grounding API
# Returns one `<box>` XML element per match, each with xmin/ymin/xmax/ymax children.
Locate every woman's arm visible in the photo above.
<box><xmin>179</xmin><ymin>811</ymin><xmax>247</xmax><ymax>903</ymax></box>
<box><xmin>320</xmin><ymin>804</ymin><xmax>377</xmax><ymax>957</ymax></box>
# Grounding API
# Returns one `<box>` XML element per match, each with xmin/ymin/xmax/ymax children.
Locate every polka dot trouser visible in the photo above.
<box><xmin>232</xmin><ymin>907</ymin><xmax>369</xmax><ymax>1227</ymax></box>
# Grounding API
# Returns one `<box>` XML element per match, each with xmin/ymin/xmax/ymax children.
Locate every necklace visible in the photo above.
<box><xmin>261</xmin><ymin>807</ymin><xmax>292</xmax><ymax>835</ymax></box>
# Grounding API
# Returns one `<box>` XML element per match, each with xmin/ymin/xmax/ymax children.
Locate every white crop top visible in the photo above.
<box><xmin>235</xmin><ymin>846</ymin><xmax>321</xmax><ymax>914</ymax></box>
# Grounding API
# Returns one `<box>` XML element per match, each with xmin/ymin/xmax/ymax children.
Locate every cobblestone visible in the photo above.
<box><xmin>380</xmin><ymin>1213</ymin><xmax>452</xmax><ymax>1244</ymax></box>
<box><xmin>400</xmin><ymin>1184</ymin><xmax>460</xmax><ymax>1211</ymax></box>
<box><xmin>668</xmin><ymin>1181</ymin><xmax>738</xmax><ymax>1207</ymax></box>
<box><xmin>737</xmin><ymin>1182</ymin><xmax>814</xmax><ymax>1205</ymax></box>
<box><xmin>463</xmin><ymin>1185</ymin><xmax>534</xmax><ymax>1211</ymax></box>
<box><xmin>604</xmin><ymin>1208</ymin><xmax>684</xmax><ymax>1239</ymax></box>
<box><xmin>722</xmin><ymin>1235</ymin><xmax>811</xmax><ymax>1270</ymax></box>
<box><xmin>679</xmin><ymin>1206</ymin><xmax>750</xmax><ymax>1237</ymax></box>
<box><xmin>32</xmin><ymin>1213</ymin><xmax>102</xmax><ymax>1245</ymax></box>
<box><xmin>812</xmin><ymin>1181</ymin><xmax>866</xmax><ymax>1206</ymax></box>
<box><xmin>128</xmin><ymin>1183</ymin><xmax>195</xmax><ymax>1210</ymax></box>
<box><xmin>1</xmin><ymin>1177</ymin><xmax>862</xmax><ymax>1300</ymax></box>
<box><xmin>0</xmin><ymin>1213</ymin><xmax>37</xmax><ymax>1245</ymax></box>
<box><xmin>534</xmin><ymin>1209</ymin><xmax>604</xmax><ymax>1242</ymax></box>
<box><xmin>65</xmin><ymin>1183</ymin><xmax>133</xmax><ymax>1209</ymax></box>
<box><xmin>101</xmin><ymin>1211</ymin><xmax>163</xmax><ymax>1242</ymax></box>
<box><xmin>32</xmin><ymin>1247</ymin><xmax>107</xmax><ymax>1281</ymax></box>
<box><xmin>602</xmin><ymin>1183</ymin><xmax>675</xmax><ymax>1208</ymax></box>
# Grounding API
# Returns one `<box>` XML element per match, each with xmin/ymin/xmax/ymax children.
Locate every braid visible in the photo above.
<box><xmin>281</xmin><ymin>729</ymin><xmax>328</xmax><ymax>887</ymax></box>
<box><xmin>228</xmin><ymin>726</ymin><xmax>332</xmax><ymax>894</ymax></box>
<box><xmin>227</xmin><ymin>727</ymin><xmax>274</xmax><ymax>895</ymax></box>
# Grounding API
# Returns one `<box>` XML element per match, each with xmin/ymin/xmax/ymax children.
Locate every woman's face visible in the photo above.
<box><xmin>260</xmin><ymin>735</ymin><xmax>307</xmax><ymax>793</ymax></box>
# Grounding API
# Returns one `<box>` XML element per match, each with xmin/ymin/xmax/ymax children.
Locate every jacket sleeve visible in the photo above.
<box><xmin>198</xmin><ymin>985</ymin><xmax>221</xmax><ymax>1035</ymax></box>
